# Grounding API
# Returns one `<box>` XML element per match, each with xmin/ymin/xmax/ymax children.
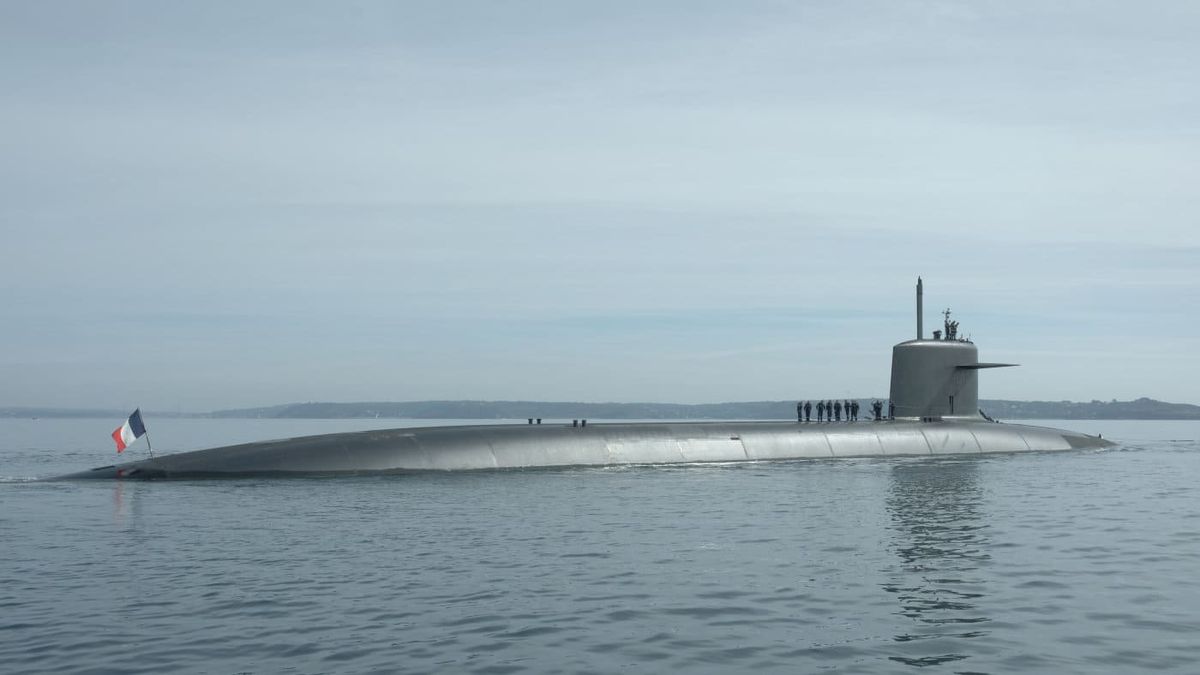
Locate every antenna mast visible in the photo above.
<box><xmin>916</xmin><ymin>277</ymin><xmax>924</xmax><ymax>339</ymax></box>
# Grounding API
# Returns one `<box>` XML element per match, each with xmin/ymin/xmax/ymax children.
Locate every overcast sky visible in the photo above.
<box><xmin>2</xmin><ymin>1</ymin><xmax>1198</xmax><ymax>411</ymax></box>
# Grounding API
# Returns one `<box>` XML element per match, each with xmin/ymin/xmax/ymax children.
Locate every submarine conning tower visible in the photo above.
<box><xmin>888</xmin><ymin>277</ymin><xmax>1015</xmax><ymax>420</ymax></box>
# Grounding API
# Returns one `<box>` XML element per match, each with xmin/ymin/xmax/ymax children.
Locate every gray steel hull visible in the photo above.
<box><xmin>56</xmin><ymin>420</ymin><xmax>1113</xmax><ymax>480</ymax></box>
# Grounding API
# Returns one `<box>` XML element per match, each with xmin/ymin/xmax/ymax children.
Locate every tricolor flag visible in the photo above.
<box><xmin>112</xmin><ymin>409</ymin><xmax>147</xmax><ymax>453</ymax></box>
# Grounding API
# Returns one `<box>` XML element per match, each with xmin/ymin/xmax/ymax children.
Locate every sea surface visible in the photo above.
<box><xmin>2</xmin><ymin>418</ymin><xmax>1198</xmax><ymax>674</ymax></box>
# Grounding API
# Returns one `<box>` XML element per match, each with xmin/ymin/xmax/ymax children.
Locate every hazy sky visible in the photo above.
<box><xmin>3</xmin><ymin>1</ymin><xmax>1198</xmax><ymax>410</ymax></box>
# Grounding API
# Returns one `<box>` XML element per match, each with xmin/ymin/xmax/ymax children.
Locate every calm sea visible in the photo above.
<box><xmin>2</xmin><ymin>418</ymin><xmax>1198</xmax><ymax>674</ymax></box>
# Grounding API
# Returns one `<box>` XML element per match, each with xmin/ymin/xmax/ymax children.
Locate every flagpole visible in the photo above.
<box><xmin>143</xmin><ymin>427</ymin><xmax>155</xmax><ymax>458</ymax></box>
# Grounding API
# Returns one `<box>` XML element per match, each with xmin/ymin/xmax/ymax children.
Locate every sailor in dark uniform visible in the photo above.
<box><xmin>804</xmin><ymin>400</ymin><xmax>812</xmax><ymax>422</ymax></box>
<box><xmin>817</xmin><ymin>400</ymin><xmax>825</xmax><ymax>422</ymax></box>
<box><xmin>797</xmin><ymin>402</ymin><xmax>803</xmax><ymax>423</ymax></box>
<box><xmin>834</xmin><ymin>400</ymin><xmax>842</xmax><ymax>422</ymax></box>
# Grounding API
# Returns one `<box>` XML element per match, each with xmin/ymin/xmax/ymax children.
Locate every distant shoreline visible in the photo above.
<box><xmin>3</xmin><ymin>397</ymin><xmax>1198</xmax><ymax>421</ymax></box>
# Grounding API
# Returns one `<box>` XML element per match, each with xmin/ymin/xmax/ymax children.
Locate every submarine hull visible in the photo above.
<box><xmin>56</xmin><ymin>420</ymin><xmax>1113</xmax><ymax>480</ymax></box>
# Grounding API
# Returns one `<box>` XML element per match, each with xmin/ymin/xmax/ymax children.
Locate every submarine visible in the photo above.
<box><xmin>58</xmin><ymin>279</ymin><xmax>1112</xmax><ymax>479</ymax></box>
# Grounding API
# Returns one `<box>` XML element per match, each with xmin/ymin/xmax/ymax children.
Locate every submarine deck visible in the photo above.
<box><xmin>57</xmin><ymin>419</ymin><xmax>1113</xmax><ymax>480</ymax></box>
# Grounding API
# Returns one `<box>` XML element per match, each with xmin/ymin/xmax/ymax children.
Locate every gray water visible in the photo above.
<box><xmin>2</xmin><ymin>418</ymin><xmax>1198</xmax><ymax>674</ymax></box>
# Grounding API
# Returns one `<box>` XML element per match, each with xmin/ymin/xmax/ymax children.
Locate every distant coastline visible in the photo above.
<box><xmin>3</xmin><ymin>397</ymin><xmax>1198</xmax><ymax>421</ymax></box>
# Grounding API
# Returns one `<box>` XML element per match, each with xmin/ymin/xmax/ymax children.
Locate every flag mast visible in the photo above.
<box><xmin>132</xmin><ymin>407</ymin><xmax>153</xmax><ymax>457</ymax></box>
<box><xmin>137</xmin><ymin>408</ymin><xmax>155</xmax><ymax>457</ymax></box>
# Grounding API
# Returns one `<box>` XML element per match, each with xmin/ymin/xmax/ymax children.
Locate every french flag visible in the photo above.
<box><xmin>112</xmin><ymin>409</ymin><xmax>146</xmax><ymax>453</ymax></box>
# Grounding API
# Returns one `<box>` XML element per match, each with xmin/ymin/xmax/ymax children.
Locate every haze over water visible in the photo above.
<box><xmin>2</xmin><ymin>418</ymin><xmax>1199</xmax><ymax>673</ymax></box>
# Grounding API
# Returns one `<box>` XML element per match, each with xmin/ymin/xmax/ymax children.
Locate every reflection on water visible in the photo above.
<box><xmin>884</xmin><ymin>459</ymin><xmax>990</xmax><ymax>668</ymax></box>
<box><xmin>112</xmin><ymin>480</ymin><xmax>125</xmax><ymax>524</ymax></box>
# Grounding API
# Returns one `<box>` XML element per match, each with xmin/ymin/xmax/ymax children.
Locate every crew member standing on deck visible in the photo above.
<box><xmin>834</xmin><ymin>400</ymin><xmax>842</xmax><ymax>422</ymax></box>
<box><xmin>804</xmin><ymin>400</ymin><xmax>812</xmax><ymax>423</ymax></box>
<box><xmin>817</xmin><ymin>400</ymin><xmax>825</xmax><ymax>422</ymax></box>
<box><xmin>797</xmin><ymin>402</ymin><xmax>803</xmax><ymax>423</ymax></box>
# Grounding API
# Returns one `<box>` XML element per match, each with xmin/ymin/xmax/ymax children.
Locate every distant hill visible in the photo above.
<box><xmin>979</xmin><ymin>397</ymin><xmax>1200</xmax><ymax>420</ymax></box>
<box><xmin>0</xmin><ymin>407</ymin><xmax>135</xmax><ymax>419</ymax></box>
<box><xmin>208</xmin><ymin>400</ymin><xmax>795</xmax><ymax>420</ymax></box>
<box><xmin>0</xmin><ymin>407</ymin><xmax>206</xmax><ymax>419</ymax></box>
<box><xmin>6</xmin><ymin>397</ymin><xmax>1197</xmax><ymax>421</ymax></box>
<box><xmin>206</xmin><ymin>397</ymin><xmax>1200</xmax><ymax>421</ymax></box>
